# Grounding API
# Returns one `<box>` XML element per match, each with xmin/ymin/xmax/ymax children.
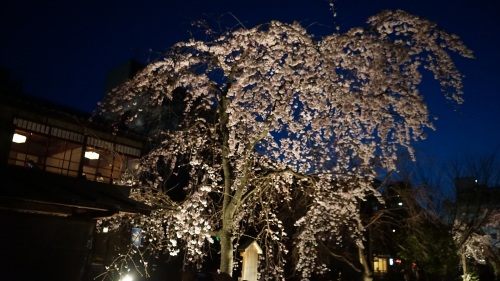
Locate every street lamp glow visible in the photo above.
<box><xmin>120</xmin><ymin>274</ymin><xmax>133</xmax><ymax>281</ymax></box>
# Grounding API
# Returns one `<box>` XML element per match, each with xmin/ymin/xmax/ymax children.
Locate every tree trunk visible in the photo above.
<box><xmin>219</xmin><ymin>93</ymin><xmax>234</xmax><ymax>276</ymax></box>
<box><xmin>358</xmin><ymin>245</ymin><xmax>373</xmax><ymax>281</ymax></box>
<box><xmin>461</xmin><ymin>249</ymin><xmax>467</xmax><ymax>281</ymax></box>
<box><xmin>219</xmin><ymin>227</ymin><xmax>234</xmax><ymax>276</ymax></box>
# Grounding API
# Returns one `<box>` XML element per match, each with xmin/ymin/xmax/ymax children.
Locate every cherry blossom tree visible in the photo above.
<box><xmin>444</xmin><ymin>152</ymin><xmax>500</xmax><ymax>281</ymax></box>
<box><xmin>452</xmin><ymin>213</ymin><xmax>500</xmax><ymax>281</ymax></box>
<box><xmin>98</xmin><ymin>9</ymin><xmax>472</xmax><ymax>280</ymax></box>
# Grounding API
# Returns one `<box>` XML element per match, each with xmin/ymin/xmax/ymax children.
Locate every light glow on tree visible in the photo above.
<box><xmin>98</xmin><ymin>9</ymin><xmax>471</xmax><ymax>280</ymax></box>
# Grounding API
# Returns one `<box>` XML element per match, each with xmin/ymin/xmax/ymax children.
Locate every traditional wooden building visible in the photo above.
<box><xmin>0</xmin><ymin>77</ymin><xmax>151</xmax><ymax>281</ymax></box>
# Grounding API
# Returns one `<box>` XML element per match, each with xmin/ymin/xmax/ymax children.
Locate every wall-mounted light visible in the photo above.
<box><xmin>12</xmin><ymin>133</ymin><xmax>27</xmax><ymax>143</ymax></box>
<box><xmin>84</xmin><ymin>151</ymin><xmax>100</xmax><ymax>160</ymax></box>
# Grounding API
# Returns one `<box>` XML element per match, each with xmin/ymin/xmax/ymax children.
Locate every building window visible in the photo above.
<box><xmin>373</xmin><ymin>256</ymin><xmax>388</xmax><ymax>274</ymax></box>
<box><xmin>45</xmin><ymin>138</ymin><xmax>82</xmax><ymax>177</ymax></box>
<box><xmin>9</xmin><ymin>118</ymin><xmax>141</xmax><ymax>184</ymax></box>
<box><xmin>9</xmin><ymin>129</ymin><xmax>50</xmax><ymax>169</ymax></box>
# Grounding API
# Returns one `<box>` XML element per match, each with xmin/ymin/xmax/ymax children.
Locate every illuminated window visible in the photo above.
<box><xmin>9</xmin><ymin>118</ymin><xmax>141</xmax><ymax>184</ymax></box>
<box><xmin>373</xmin><ymin>256</ymin><xmax>388</xmax><ymax>274</ymax></box>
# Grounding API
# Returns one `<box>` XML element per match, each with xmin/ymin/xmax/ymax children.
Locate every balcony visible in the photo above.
<box><xmin>9</xmin><ymin>117</ymin><xmax>141</xmax><ymax>185</ymax></box>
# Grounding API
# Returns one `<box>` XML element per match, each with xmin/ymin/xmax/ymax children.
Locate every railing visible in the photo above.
<box><xmin>9</xmin><ymin>118</ymin><xmax>141</xmax><ymax>185</ymax></box>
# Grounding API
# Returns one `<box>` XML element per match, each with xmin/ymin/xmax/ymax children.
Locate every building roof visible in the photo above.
<box><xmin>0</xmin><ymin>165</ymin><xmax>152</xmax><ymax>218</ymax></box>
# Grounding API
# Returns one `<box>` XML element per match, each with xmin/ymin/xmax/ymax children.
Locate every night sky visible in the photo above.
<box><xmin>1</xmin><ymin>0</ymin><xmax>499</xmax><ymax>166</ymax></box>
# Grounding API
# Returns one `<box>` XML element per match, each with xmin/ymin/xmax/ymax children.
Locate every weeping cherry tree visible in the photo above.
<box><xmin>98</xmin><ymin>9</ymin><xmax>472</xmax><ymax>280</ymax></box>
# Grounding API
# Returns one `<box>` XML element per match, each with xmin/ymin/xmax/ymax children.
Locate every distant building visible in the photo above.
<box><xmin>453</xmin><ymin>177</ymin><xmax>500</xmax><ymax>245</ymax></box>
<box><xmin>105</xmin><ymin>60</ymin><xmax>145</xmax><ymax>93</ymax></box>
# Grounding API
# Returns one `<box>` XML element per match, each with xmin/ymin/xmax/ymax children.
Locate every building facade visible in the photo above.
<box><xmin>0</xmin><ymin>78</ymin><xmax>151</xmax><ymax>280</ymax></box>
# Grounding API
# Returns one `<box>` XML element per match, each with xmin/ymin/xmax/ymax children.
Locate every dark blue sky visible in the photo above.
<box><xmin>1</xmin><ymin>0</ymin><xmax>499</xmax><ymax>164</ymax></box>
